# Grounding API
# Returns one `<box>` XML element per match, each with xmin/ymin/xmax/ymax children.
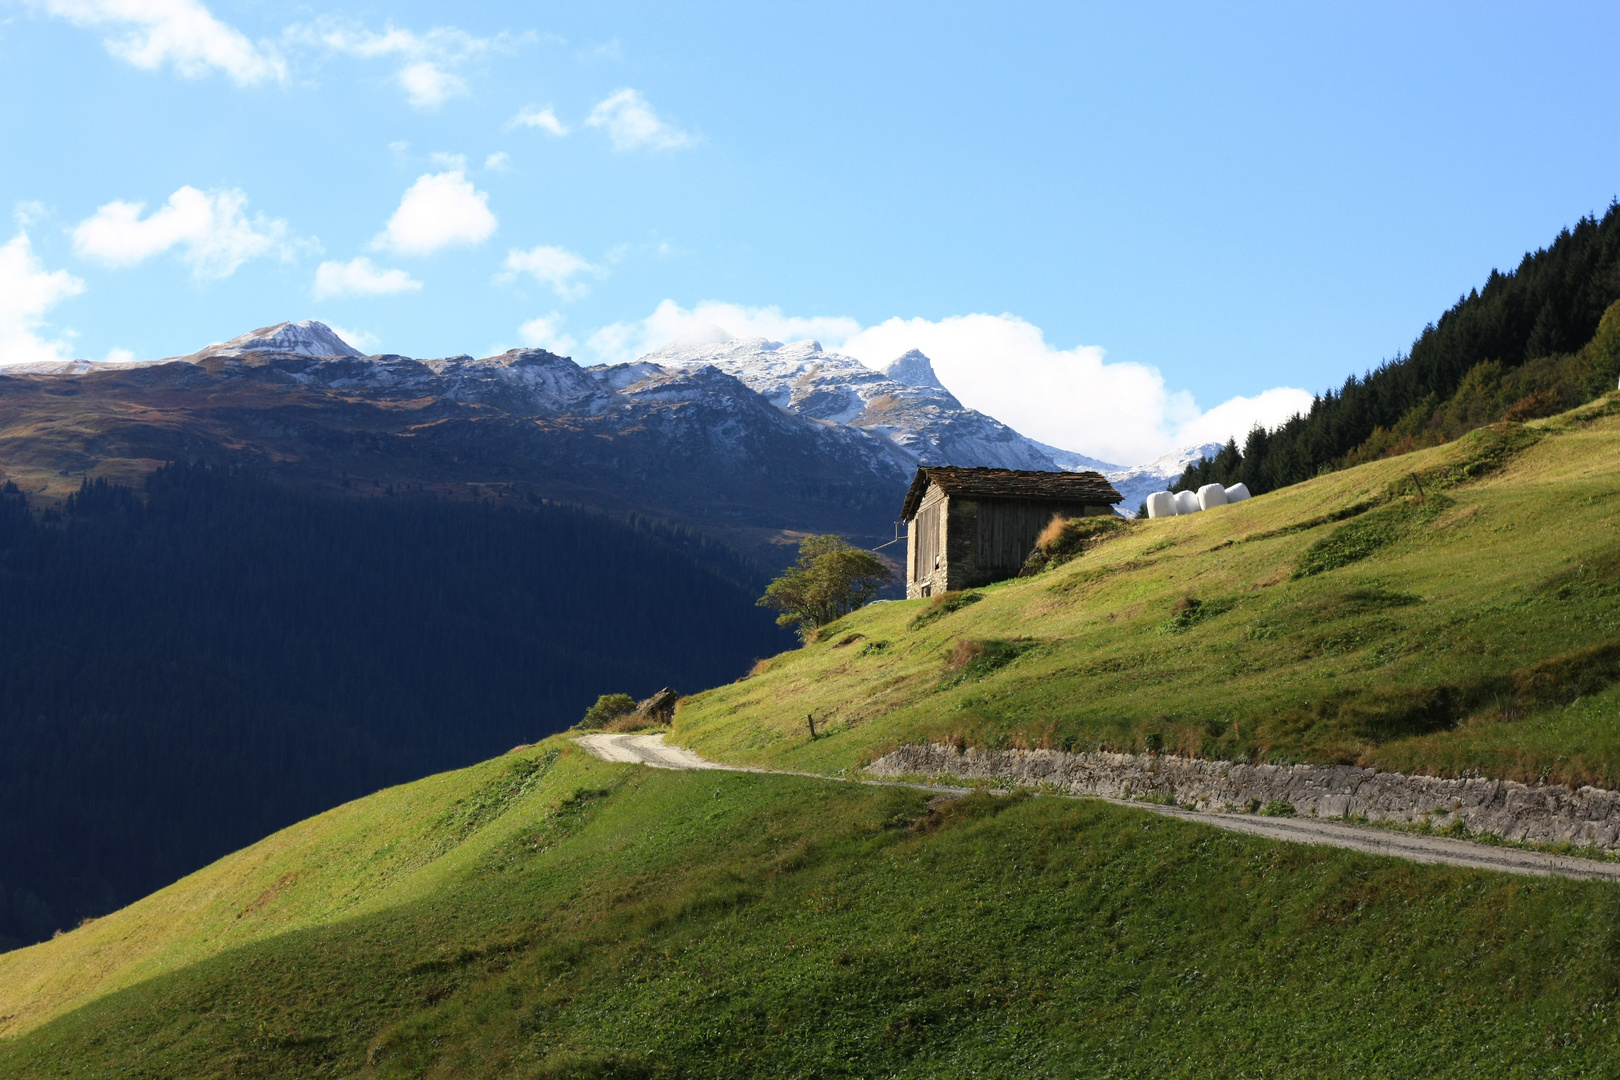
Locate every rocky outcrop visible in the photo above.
<box><xmin>633</xmin><ymin>688</ymin><xmax>679</xmax><ymax>725</ymax></box>
<box><xmin>866</xmin><ymin>743</ymin><xmax>1620</xmax><ymax>852</ymax></box>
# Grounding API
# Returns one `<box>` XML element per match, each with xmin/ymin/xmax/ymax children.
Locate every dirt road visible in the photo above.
<box><xmin>574</xmin><ymin>733</ymin><xmax>1620</xmax><ymax>883</ymax></box>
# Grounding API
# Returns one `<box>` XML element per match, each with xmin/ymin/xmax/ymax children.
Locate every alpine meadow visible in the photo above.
<box><xmin>3</xmin><ymin>4</ymin><xmax>1620</xmax><ymax>1078</ymax></box>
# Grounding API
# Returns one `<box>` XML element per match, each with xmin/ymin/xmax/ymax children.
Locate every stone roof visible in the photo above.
<box><xmin>901</xmin><ymin>466</ymin><xmax>1123</xmax><ymax>520</ymax></box>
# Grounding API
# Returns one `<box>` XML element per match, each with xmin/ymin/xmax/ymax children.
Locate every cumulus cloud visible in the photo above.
<box><xmin>72</xmin><ymin>186</ymin><xmax>299</xmax><ymax>279</ymax></box>
<box><xmin>585</xmin><ymin>301</ymin><xmax>1313</xmax><ymax>466</ymax></box>
<box><xmin>586</xmin><ymin>300</ymin><xmax>859</xmax><ymax>364</ymax></box>
<box><xmin>39</xmin><ymin>0</ymin><xmax>285</xmax><ymax>84</ymax></box>
<box><xmin>291</xmin><ymin>18</ymin><xmax>515</xmax><ymax>108</ymax></box>
<box><xmin>322</xmin><ymin>323</ymin><xmax>380</xmax><ymax>353</ymax></box>
<box><xmin>518</xmin><ymin>312</ymin><xmax>576</xmax><ymax>355</ymax></box>
<box><xmin>0</xmin><ymin>231</ymin><xmax>86</xmax><ymax>365</ymax></box>
<box><xmin>839</xmin><ymin>314</ymin><xmax>1313</xmax><ymax>465</ymax></box>
<box><xmin>313</xmin><ymin>257</ymin><xmax>422</xmax><ymax>300</ymax></box>
<box><xmin>371</xmin><ymin>171</ymin><xmax>496</xmax><ymax>256</ymax></box>
<box><xmin>500</xmin><ymin>245</ymin><xmax>602</xmax><ymax>301</ymax></box>
<box><xmin>509</xmin><ymin>105</ymin><xmax>568</xmax><ymax>136</ymax></box>
<box><xmin>484</xmin><ymin>151</ymin><xmax>511</xmax><ymax>171</ymax></box>
<box><xmin>585</xmin><ymin>89</ymin><xmax>694</xmax><ymax>151</ymax></box>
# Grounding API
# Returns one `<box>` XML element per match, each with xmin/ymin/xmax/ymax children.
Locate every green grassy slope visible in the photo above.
<box><xmin>675</xmin><ymin>395</ymin><xmax>1620</xmax><ymax>790</ymax></box>
<box><xmin>4</xmin><ymin>739</ymin><xmax>1620</xmax><ymax>1078</ymax></box>
<box><xmin>3</xmin><ymin>397</ymin><xmax>1620</xmax><ymax>1077</ymax></box>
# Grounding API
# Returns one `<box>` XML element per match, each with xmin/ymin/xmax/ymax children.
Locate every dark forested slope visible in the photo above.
<box><xmin>0</xmin><ymin>466</ymin><xmax>792</xmax><ymax>951</ymax></box>
<box><xmin>1174</xmin><ymin>201</ymin><xmax>1620</xmax><ymax>496</ymax></box>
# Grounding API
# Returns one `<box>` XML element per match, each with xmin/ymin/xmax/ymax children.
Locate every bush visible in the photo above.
<box><xmin>578</xmin><ymin>693</ymin><xmax>637</xmax><ymax>730</ymax></box>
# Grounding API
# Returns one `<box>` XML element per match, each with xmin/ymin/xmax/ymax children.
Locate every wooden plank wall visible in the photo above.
<box><xmin>913</xmin><ymin>502</ymin><xmax>942</xmax><ymax>582</ymax></box>
<box><xmin>973</xmin><ymin>499</ymin><xmax>1099</xmax><ymax>575</ymax></box>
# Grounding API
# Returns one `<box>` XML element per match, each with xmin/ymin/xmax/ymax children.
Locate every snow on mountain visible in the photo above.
<box><xmin>1103</xmin><ymin>442</ymin><xmax>1227</xmax><ymax>515</ymax></box>
<box><xmin>638</xmin><ymin>337</ymin><xmax>1074</xmax><ymax>472</ymax></box>
<box><xmin>882</xmin><ymin>349</ymin><xmax>948</xmax><ymax>391</ymax></box>
<box><xmin>196</xmin><ymin>320</ymin><xmax>365</xmax><ymax>360</ymax></box>
<box><xmin>1030</xmin><ymin>440</ymin><xmax>1122</xmax><ymax>474</ymax></box>
<box><xmin>33</xmin><ymin>321</ymin><xmax>1234</xmax><ymax>518</ymax></box>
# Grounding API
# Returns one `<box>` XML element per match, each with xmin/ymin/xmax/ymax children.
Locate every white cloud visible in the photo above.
<box><xmin>586</xmin><ymin>299</ymin><xmax>859</xmax><ymax>364</ymax></box>
<box><xmin>585</xmin><ymin>89</ymin><xmax>694</xmax><ymax>151</ymax></box>
<box><xmin>840</xmin><ymin>313</ymin><xmax>1313</xmax><ymax>465</ymax></box>
<box><xmin>40</xmin><ymin>0</ymin><xmax>285</xmax><ymax>84</ymax></box>
<box><xmin>313</xmin><ymin>257</ymin><xmax>422</xmax><ymax>300</ymax></box>
<box><xmin>586</xmin><ymin>301</ymin><xmax>1313</xmax><ymax>466</ymax></box>
<box><xmin>322</xmin><ymin>323</ymin><xmax>380</xmax><ymax>353</ymax></box>
<box><xmin>429</xmin><ymin>151</ymin><xmax>468</xmax><ymax>171</ymax></box>
<box><xmin>0</xmin><ymin>231</ymin><xmax>86</xmax><ymax>365</ymax></box>
<box><xmin>397</xmin><ymin>61</ymin><xmax>465</xmax><ymax>108</ymax></box>
<box><xmin>500</xmin><ymin>245</ymin><xmax>602</xmax><ymax>301</ymax></box>
<box><xmin>1169</xmin><ymin>387</ymin><xmax>1316</xmax><ymax>451</ymax></box>
<box><xmin>104</xmin><ymin>346</ymin><xmax>136</xmax><ymax>363</ymax></box>
<box><xmin>71</xmin><ymin>185</ymin><xmax>299</xmax><ymax>279</ymax></box>
<box><xmin>484</xmin><ymin>151</ymin><xmax>511</xmax><ymax>171</ymax></box>
<box><xmin>371</xmin><ymin>171</ymin><xmax>496</xmax><ymax>256</ymax></box>
<box><xmin>290</xmin><ymin>18</ymin><xmax>515</xmax><ymax>109</ymax></box>
<box><xmin>518</xmin><ymin>312</ymin><xmax>576</xmax><ymax>355</ymax></box>
<box><xmin>510</xmin><ymin>105</ymin><xmax>568</xmax><ymax>136</ymax></box>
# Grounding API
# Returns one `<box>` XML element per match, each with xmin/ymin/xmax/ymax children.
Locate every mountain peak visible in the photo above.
<box><xmin>882</xmin><ymin>349</ymin><xmax>946</xmax><ymax>391</ymax></box>
<box><xmin>205</xmin><ymin>321</ymin><xmax>364</xmax><ymax>359</ymax></box>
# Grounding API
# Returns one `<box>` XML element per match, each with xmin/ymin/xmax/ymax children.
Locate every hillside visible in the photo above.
<box><xmin>0</xmin><ymin>465</ymin><xmax>792</xmax><ymax>953</ymax></box>
<box><xmin>675</xmin><ymin>394</ymin><xmax>1620</xmax><ymax>791</ymax></box>
<box><xmin>1</xmin><ymin>392</ymin><xmax>1618</xmax><ymax>1077</ymax></box>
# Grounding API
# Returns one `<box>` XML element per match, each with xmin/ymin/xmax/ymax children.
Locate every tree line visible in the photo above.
<box><xmin>0</xmin><ymin>465</ymin><xmax>793</xmax><ymax>951</ymax></box>
<box><xmin>1172</xmin><ymin>201</ymin><xmax>1620</xmax><ymax>497</ymax></box>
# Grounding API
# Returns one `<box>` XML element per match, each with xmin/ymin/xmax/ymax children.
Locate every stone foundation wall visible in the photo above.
<box><xmin>866</xmin><ymin>743</ymin><xmax>1620</xmax><ymax>852</ymax></box>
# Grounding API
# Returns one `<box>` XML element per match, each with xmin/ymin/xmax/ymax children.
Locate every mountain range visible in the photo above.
<box><xmin>0</xmin><ymin>321</ymin><xmax>1207</xmax><ymax>561</ymax></box>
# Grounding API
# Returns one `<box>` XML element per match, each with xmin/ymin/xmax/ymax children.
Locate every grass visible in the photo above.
<box><xmin>5</xmin><ymin>738</ymin><xmax>1620</xmax><ymax>1077</ymax></box>
<box><xmin>4</xmin><ymin>397</ymin><xmax>1620</xmax><ymax>1076</ymax></box>
<box><xmin>673</xmin><ymin>399</ymin><xmax>1620</xmax><ymax>788</ymax></box>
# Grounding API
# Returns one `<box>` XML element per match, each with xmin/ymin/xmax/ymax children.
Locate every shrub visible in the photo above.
<box><xmin>578</xmin><ymin>693</ymin><xmax>637</xmax><ymax>730</ymax></box>
<box><xmin>599</xmin><ymin>710</ymin><xmax>665</xmax><ymax>734</ymax></box>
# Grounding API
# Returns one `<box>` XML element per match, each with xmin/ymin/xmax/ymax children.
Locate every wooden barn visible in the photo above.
<box><xmin>901</xmin><ymin>466</ymin><xmax>1123</xmax><ymax>598</ymax></box>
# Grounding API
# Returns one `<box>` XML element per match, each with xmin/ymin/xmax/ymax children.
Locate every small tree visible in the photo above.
<box><xmin>579</xmin><ymin>693</ymin><xmax>636</xmax><ymax>729</ymax></box>
<box><xmin>758</xmin><ymin>535</ymin><xmax>893</xmax><ymax>640</ymax></box>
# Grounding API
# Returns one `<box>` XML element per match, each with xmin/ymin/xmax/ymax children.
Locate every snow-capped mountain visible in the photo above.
<box><xmin>0</xmin><ymin>319</ymin><xmax>1234</xmax><ymax>545</ymax></box>
<box><xmin>1102</xmin><ymin>442</ymin><xmax>1227</xmax><ymax>514</ymax></box>
<box><xmin>638</xmin><ymin>337</ymin><xmax>1081</xmax><ymax>472</ymax></box>
<box><xmin>197</xmin><ymin>320</ymin><xmax>366</xmax><ymax>360</ymax></box>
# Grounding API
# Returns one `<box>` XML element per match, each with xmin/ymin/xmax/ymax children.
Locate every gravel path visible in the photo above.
<box><xmin>574</xmin><ymin>733</ymin><xmax>1620</xmax><ymax>883</ymax></box>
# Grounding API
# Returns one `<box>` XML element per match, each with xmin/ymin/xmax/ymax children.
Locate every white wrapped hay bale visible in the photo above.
<box><xmin>1174</xmin><ymin>490</ymin><xmax>1201</xmax><ymax>515</ymax></box>
<box><xmin>1197</xmin><ymin>483</ymin><xmax>1228</xmax><ymax>510</ymax></box>
<box><xmin>1146</xmin><ymin>491</ymin><xmax>1176</xmax><ymax>518</ymax></box>
<box><xmin>1225</xmin><ymin>482</ymin><xmax>1251</xmax><ymax>502</ymax></box>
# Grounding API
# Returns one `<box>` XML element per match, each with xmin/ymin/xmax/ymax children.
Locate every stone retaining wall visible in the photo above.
<box><xmin>866</xmin><ymin>743</ymin><xmax>1620</xmax><ymax>852</ymax></box>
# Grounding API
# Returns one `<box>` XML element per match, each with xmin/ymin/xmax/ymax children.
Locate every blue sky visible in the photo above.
<box><xmin>1</xmin><ymin>1</ymin><xmax>1615</xmax><ymax>464</ymax></box>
